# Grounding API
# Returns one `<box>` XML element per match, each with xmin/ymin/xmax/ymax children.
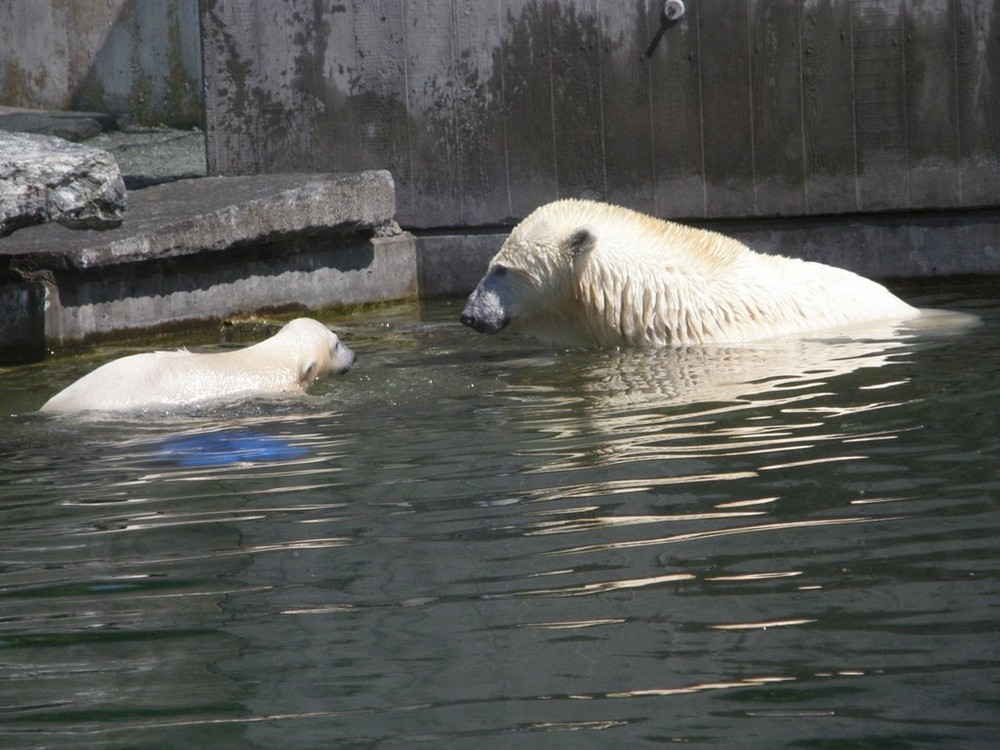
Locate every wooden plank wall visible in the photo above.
<box><xmin>201</xmin><ymin>0</ymin><xmax>1000</xmax><ymax>228</ymax></box>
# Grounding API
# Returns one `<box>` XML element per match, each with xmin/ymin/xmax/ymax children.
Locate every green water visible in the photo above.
<box><xmin>1</xmin><ymin>279</ymin><xmax>998</xmax><ymax>748</ymax></box>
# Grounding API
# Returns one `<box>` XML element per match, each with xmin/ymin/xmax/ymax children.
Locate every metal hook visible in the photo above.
<box><xmin>646</xmin><ymin>0</ymin><xmax>687</xmax><ymax>58</ymax></box>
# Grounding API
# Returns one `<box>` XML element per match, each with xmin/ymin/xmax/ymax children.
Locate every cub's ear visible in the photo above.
<box><xmin>567</xmin><ymin>228</ymin><xmax>596</xmax><ymax>259</ymax></box>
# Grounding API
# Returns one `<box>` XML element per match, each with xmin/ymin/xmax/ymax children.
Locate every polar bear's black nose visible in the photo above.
<box><xmin>460</xmin><ymin>312</ymin><xmax>483</xmax><ymax>331</ymax></box>
<box><xmin>460</xmin><ymin>312</ymin><xmax>509</xmax><ymax>334</ymax></box>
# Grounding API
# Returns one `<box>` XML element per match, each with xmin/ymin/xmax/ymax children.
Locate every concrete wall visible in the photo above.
<box><xmin>0</xmin><ymin>0</ymin><xmax>202</xmax><ymax>128</ymax></box>
<box><xmin>200</xmin><ymin>0</ymin><xmax>1000</xmax><ymax>229</ymax></box>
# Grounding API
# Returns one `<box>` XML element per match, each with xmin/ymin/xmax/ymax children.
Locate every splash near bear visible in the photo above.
<box><xmin>460</xmin><ymin>199</ymin><xmax>920</xmax><ymax>348</ymax></box>
<box><xmin>40</xmin><ymin>318</ymin><xmax>355</xmax><ymax>414</ymax></box>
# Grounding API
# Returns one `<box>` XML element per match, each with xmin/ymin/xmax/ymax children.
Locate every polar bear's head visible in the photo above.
<box><xmin>275</xmin><ymin>318</ymin><xmax>356</xmax><ymax>385</ymax></box>
<box><xmin>460</xmin><ymin>207</ymin><xmax>597</xmax><ymax>345</ymax></box>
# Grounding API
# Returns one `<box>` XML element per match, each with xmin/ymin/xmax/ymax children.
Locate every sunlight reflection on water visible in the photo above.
<box><xmin>0</xmin><ymin>283</ymin><xmax>998</xmax><ymax>748</ymax></box>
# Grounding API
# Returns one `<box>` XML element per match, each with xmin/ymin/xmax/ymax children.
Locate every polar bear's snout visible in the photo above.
<box><xmin>460</xmin><ymin>302</ymin><xmax>509</xmax><ymax>334</ymax></box>
<box><xmin>330</xmin><ymin>336</ymin><xmax>356</xmax><ymax>372</ymax></box>
<box><xmin>461</xmin><ymin>268</ymin><xmax>512</xmax><ymax>334</ymax></box>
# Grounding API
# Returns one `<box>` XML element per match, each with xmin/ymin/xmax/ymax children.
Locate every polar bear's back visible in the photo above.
<box><xmin>38</xmin><ymin>317</ymin><xmax>353</xmax><ymax>414</ymax></box>
<box><xmin>39</xmin><ymin>349</ymin><xmax>296</xmax><ymax>413</ymax></box>
<box><xmin>528</xmin><ymin>199</ymin><xmax>920</xmax><ymax>346</ymax></box>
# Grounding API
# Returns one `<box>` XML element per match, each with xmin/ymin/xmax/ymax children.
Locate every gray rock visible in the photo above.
<box><xmin>0</xmin><ymin>131</ymin><xmax>127</xmax><ymax>237</ymax></box>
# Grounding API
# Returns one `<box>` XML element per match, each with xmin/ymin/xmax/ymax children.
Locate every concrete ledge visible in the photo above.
<box><xmin>0</xmin><ymin>170</ymin><xmax>416</xmax><ymax>355</ymax></box>
<box><xmin>414</xmin><ymin>209</ymin><xmax>1000</xmax><ymax>298</ymax></box>
<box><xmin>707</xmin><ymin>208</ymin><xmax>1000</xmax><ymax>279</ymax></box>
<box><xmin>2</xmin><ymin>171</ymin><xmax>397</xmax><ymax>270</ymax></box>
<box><xmin>42</xmin><ymin>231</ymin><xmax>416</xmax><ymax>342</ymax></box>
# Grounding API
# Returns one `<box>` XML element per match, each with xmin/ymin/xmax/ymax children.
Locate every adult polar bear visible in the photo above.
<box><xmin>40</xmin><ymin>318</ymin><xmax>355</xmax><ymax>414</ymax></box>
<box><xmin>461</xmin><ymin>199</ymin><xmax>921</xmax><ymax>348</ymax></box>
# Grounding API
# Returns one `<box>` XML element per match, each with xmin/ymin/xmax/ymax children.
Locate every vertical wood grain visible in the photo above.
<box><xmin>904</xmin><ymin>0</ymin><xmax>961</xmax><ymax>208</ymax></box>
<box><xmin>402</xmin><ymin>0</ymin><xmax>462</xmax><ymax>225</ymax></box>
<box><xmin>499</xmin><ymin>0</ymin><xmax>559</xmax><ymax>217</ymax></box>
<box><xmin>698</xmin><ymin>0</ymin><xmax>756</xmax><ymax>216</ymax></box>
<box><xmin>351</xmin><ymin>1</ymin><xmax>411</xmax><ymax>211</ymax></box>
<box><xmin>749</xmin><ymin>0</ymin><xmax>807</xmax><ymax>215</ymax></box>
<box><xmin>453</xmin><ymin>2</ymin><xmax>509</xmax><ymax>224</ymax></box>
<box><xmin>599</xmin><ymin>0</ymin><xmax>655</xmax><ymax>214</ymax></box>
<box><xmin>647</xmin><ymin>0</ymin><xmax>708</xmax><ymax>219</ymax></box>
<box><xmin>955</xmin><ymin>0</ymin><xmax>1000</xmax><ymax>206</ymax></box>
<box><xmin>852</xmin><ymin>0</ymin><xmax>908</xmax><ymax>209</ymax></box>
<box><xmin>548</xmin><ymin>0</ymin><xmax>606</xmax><ymax>200</ymax></box>
<box><xmin>801</xmin><ymin>0</ymin><xmax>858</xmax><ymax>213</ymax></box>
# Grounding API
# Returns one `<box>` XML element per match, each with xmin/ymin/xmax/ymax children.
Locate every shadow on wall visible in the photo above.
<box><xmin>0</xmin><ymin>0</ymin><xmax>202</xmax><ymax>128</ymax></box>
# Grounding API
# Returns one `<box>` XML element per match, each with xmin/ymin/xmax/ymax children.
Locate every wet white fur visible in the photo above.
<box><xmin>40</xmin><ymin>318</ymin><xmax>354</xmax><ymax>413</ymax></box>
<box><xmin>467</xmin><ymin>199</ymin><xmax>921</xmax><ymax>347</ymax></box>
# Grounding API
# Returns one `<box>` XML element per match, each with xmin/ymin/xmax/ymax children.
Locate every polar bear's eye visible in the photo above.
<box><xmin>492</xmin><ymin>265</ymin><xmax>509</xmax><ymax>278</ymax></box>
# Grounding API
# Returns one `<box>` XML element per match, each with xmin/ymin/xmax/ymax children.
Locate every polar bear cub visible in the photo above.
<box><xmin>461</xmin><ymin>199</ymin><xmax>922</xmax><ymax>348</ymax></box>
<box><xmin>40</xmin><ymin>318</ymin><xmax>355</xmax><ymax>413</ymax></box>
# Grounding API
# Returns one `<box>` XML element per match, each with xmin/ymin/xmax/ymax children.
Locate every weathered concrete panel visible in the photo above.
<box><xmin>956</xmin><ymin>1</ymin><xmax>1000</xmax><ymax>206</ymax></box>
<box><xmin>801</xmin><ymin>0</ymin><xmax>857</xmax><ymax>213</ymax></box>
<box><xmin>600</xmin><ymin>0</ymin><xmax>656</xmax><ymax>213</ymax></box>
<box><xmin>200</xmin><ymin>0</ymin><xmax>999</xmax><ymax>230</ymax></box>
<box><xmin>749</xmin><ymin>0</ymin><xmax>807</xmax><ymax>216</ymax></box>
<box><xmin>0</xmin><ymin>0</ymin><xmax>202</xmax><ymax>128</ymax></box>
<box><xmin>852</xmin><ymin>0</ymin><xmax>909</xmax><ymax>210</ymax></box>
<box><xmin>415</xmin><ymin>234</ymin><xmax>502</xmax><ymax>298</ymax></box>
<box><xmin>501</xmin><ymin>0</ymin><xmax>559</xmax><ymax>219</ymax></box>
<box><xmin>453</xmin><ymin>2</ymin><xmax>509</xmax><ymax>225</ymax></box>
<box><xmin>699</xmin><ymin>0</ymin><xmax>756</xmax><ymax>216</ymax></box>
<box><xmin>648</xmin><ymin>0</ymin><xmax>705</xmax><ymax>218</ymax></box>
<box><xmin>905</xmin><ymin>0</ymin><xmax>961</xmax><ymax>207</ymax></box>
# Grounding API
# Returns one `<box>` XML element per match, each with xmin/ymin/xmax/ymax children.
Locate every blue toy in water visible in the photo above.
<box><xmin>156</xmin><ymin>430</ymin><xmax>309</xmax><ymax>467</ymax></box>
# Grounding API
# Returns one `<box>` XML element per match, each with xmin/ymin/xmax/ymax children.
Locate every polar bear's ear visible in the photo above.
<box><xmin>567</xmin><ymin>228</ymin><xmax>596</xmax><ymax>259</ymax></box>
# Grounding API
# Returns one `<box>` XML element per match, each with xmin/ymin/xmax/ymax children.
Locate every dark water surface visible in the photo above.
<box><xmin>1</xmin><ymin>279</ymin><xmax>998</xmax><ymax>749</ymax></box>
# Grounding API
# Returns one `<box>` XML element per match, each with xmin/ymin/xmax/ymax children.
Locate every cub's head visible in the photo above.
<box><xmin>460</xmin><ymin>203</ymin><xmax>597</xmax><ymax>340</ymax></box>
<box><xmin>277</xmin><ymin>318</ymin><xmax>355</xmax><ymax>385</ymax></box>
